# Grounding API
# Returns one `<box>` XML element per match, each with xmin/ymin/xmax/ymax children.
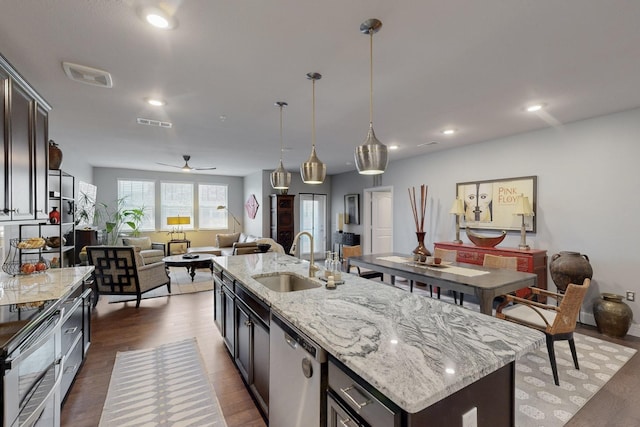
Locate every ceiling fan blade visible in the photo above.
<box><xmin>194</xmin><ymin>167</ymin><xmax>217</xmax><ymax>170</ymax></box>
<box><xmin>156</xmin><ymin>162</ymin><xmax>182</xmax><ymax>168</ymax></box>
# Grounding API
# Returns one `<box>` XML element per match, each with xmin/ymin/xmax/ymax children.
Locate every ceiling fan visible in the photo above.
<box><xmin>157</xmin><ymin>155</ymin><xmax>217</xmax><ymax>172</ymax></box>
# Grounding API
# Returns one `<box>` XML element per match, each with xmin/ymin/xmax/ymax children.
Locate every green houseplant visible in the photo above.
<box><xmin>76</xmin><ymin>195</ymin><xmax>147</xmax><ymax>245</ymax></box>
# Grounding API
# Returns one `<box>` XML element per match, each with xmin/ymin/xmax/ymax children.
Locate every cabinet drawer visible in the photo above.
<box><xmin>328</xmin><ymin>360</ymin><xmax>400</xmax><ymax>427</ymax></box>
<box><xmin>61</xmin><ymin>297</ymin><xmax>83</xmax><ymax>355</ymax></box>
<box><xmin>61</xmin><ymin>334</ymin><xmax>83</xmax><ymax>400</ymax></box>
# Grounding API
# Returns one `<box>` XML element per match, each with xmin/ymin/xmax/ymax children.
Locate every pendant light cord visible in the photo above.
<box><xmin>279</xmin><ymin>104</ymin><xmax>284</xmax><ymax>161</ymax></box>
<box><xmin>312</xmin><ymin>77</ymin><xmax>317</xmax><ymax>149</ymax></box>
<box><xmin>369</xmin><ymin>29</ymin><xmax>374</xmax><ymax>126</ymax></box>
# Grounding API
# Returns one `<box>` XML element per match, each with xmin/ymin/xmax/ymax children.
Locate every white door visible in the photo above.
<box><xmin>369</xmin><ymin>190</ymin><xmax>393</xmax><ymax>253</ymax></box>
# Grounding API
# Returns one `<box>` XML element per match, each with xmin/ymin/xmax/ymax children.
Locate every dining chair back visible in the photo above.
<box><xmin>496</xmin><ymin>278</ymin><xmax>591</xmax><ymax>385</ymax></box>
<box><xmin>483</xmin><ymin>254</ymin><xmax>518</xmax><ymax>270</ymax></box>
<box><xmin>342</xmin><ymin>245</ymin><xmax>383</xmax><ymax>281</ymax></box>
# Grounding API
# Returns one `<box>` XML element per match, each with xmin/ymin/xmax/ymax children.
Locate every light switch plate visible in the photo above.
<box><xmin>462</xmin><ymin>407</ymin><xmax>478</xmax><ymax>427</ymax></box>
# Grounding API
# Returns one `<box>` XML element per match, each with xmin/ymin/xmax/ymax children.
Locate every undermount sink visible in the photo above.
<box><xmin>252</xmin><ymin>272</ymin><xmax>321</xmax><ymax>292</ymax></box>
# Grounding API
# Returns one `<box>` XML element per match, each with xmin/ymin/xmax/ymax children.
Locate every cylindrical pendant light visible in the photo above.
<box><xmin>270</xmin><ymin>101</ymin><xmax>291</xmax><ymax>190</ymax></box>
<box><xmin>355</xmin><ymin>18</ymin><xmax>388</xmax><ymax>175</ymax></box>
<box><xmin>301</xmin><ymin>72</ymin><xmax>326</xmax><ymax>184</ymax></box>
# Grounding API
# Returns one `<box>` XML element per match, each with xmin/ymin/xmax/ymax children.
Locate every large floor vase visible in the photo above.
<box><xmin>593</xmin><ymin>293</ymin><xmax>633</xmax><ymax>338</ymax></box>
<box><xmin>549</xmin><ymin>251</ymin><xmax>593</xmax><ymax>293</ymax></box>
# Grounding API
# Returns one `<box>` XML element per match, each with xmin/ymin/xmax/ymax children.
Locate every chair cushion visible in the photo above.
<box><xmin>133</xmin><ymin>246</ymin><xmax>145</xmax><ymax>266</ymax></box>
<box><xmin>123</xmin><ymin>236</ymin><xmax>152</xmax><ymax>250</ymax></box>
<box><xmin>141</xmin><ymin>249</ymin><xmax>164</xmax><ymax>265</ymax></box>
<box><xmin>216</xmin><ymin>232</ymin><xmax>241</xmax><ymax>247</ymax></box>
<box><xmin>501</xmin><ymin>304</ymin><xmax>557</xmax><ymax>330</ymax></box>
<box><xmin>233</xmin><ymin>241</ymin><xmax>258</xmax><ymax>249</ymax></box>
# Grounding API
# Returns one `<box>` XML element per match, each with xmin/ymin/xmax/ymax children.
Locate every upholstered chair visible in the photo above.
<box><xmin>342</xmin><ymin>245</ymin><xmax>383</xmax><ymax>280</ymax></box>
<box><xmin>86</xmin><ymin>246</ymin><xmax>171</xmax><ymax>308</ymax></box>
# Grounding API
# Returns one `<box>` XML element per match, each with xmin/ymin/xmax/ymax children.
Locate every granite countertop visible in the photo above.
<box><xmin>0</xmin><ymin>266</ymin><xmax>95</xmax><ymax>306</ymax></box>
<box><xmin>215</xmin><ymin>253</ymin><xmax>546</xmax><ymax>413</ymax></box>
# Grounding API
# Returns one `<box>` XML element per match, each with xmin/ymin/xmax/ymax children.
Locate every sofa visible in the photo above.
<box><xmin>188</xmin><ymin>232</ymin><xmax>284</xmax><ymax>256</ymax></box>
<box><xmin>121</xmin><ymin>236</ymin><xmax>166</xmax><ymax>264</ymax></box>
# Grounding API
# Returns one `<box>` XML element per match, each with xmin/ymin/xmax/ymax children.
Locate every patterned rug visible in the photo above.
<box><xmin>515</xmin><ymin>333</ymin><xmax>636</xmax><ymax>426</ymax></box>
<box><xmin>99</xmin><ymin>338</ymin><xmax>226</xmax><ymax>426</ymax></box>
<box><xmin>108</xmin><ymin>267</ymin><xmax>214</xmax><ymax>303</ymax></box>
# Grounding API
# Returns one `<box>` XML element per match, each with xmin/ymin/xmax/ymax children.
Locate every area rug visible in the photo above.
<box><xmin>99</xmin><ymin>338</ymin><xmax>227</xmax><ymax>427</ymax></box>
<box><xmin>515</xmin><ymin>333</ymin><xmax>636</xmax><ymax>426</ymax></box>
<box><xmin>109</xmin><ymin>267</ymin><xmax>214</xmax><ymax>303</ymax></box>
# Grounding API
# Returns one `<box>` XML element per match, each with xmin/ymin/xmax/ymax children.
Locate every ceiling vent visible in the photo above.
<box><xmin>137</xmin><ymin>117</ymin><xmax>173</xmax><ymax>128</ymax></box>
<box><xmin>62</xmin><ymin>62</ymin><xmax>113</xmax><ymax>88</ymax></box>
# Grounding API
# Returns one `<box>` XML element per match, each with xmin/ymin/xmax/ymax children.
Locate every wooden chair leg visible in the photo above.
<box><xmin>429</xmin><ymin>285</ymin><xmax>433</xmax><ymax>298</ymax></box>
<box><xmin>135</xmin><ymin>295</ymin><xmax>142</xmax><ymax>308</ymax></box>
<box><xmin>459</xmin><ymin>293</ymin><xmax>464</xmax><ymax>306</ymax></box>
<box><xmin>436</xmin><ymin>286</ymin><xmax>441</xmax><ymax>299</ymax></box>
<box><xmin>453</xmin><ymin>291</ymin><xmax>458</xmax><ymax>304</ymax></box>
<box><xmin>568</xmin><ymin>337</ymin><xmax>579</xmax><ymax>370</ymax></box>
<box><xmin>546</xmin><ymin>335</ymin><xmax>560</xmax><ymax>386</ymax></box>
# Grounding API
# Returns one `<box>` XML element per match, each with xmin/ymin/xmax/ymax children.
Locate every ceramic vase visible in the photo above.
<box><xmin>413</xmin><ymin>231</ymin><xmax>431</xmax><ymax>262</ymax></box>
<box><xmin>49</xmin><ymin>207</ymin><xmax>60</xmax><ymax>224</ymax></box>
<box><xmin>48</xmin><ymin>140</ymin><xmax>63</xmax><ymax>170</ymax></box>
<box><xmin>549</xmin><ymin>251</ymin><xmax>593</xmax><ymax>293</ymax></box>
<box><xmin>593</xmin><ymin>293</ymin><xmax>633</xmax><ymax>338</ymax></box>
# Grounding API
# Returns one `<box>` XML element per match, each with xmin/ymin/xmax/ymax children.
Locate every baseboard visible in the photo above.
<box><xmin>580</xmin><ymin>309</ymin><xmax>640</xmax><ymax>338</ymax></box>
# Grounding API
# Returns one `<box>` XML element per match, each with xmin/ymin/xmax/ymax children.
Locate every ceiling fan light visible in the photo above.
<box><xmin>301</xmin><ymin>146</ymin><xmax>326</xmax><ymax>184</ymax></box>
<box><xmin>271</xmin><ymin>160</ymin><xmax>291</xmax><ymax>189</ymax></box>
<box><xmin>355</xmin><ymin>123</ymin><xmax>388</xmax><ymax>175</ymax></box>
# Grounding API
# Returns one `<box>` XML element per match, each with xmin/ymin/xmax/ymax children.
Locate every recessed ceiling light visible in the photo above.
<box><xmin>146</xmin><ymin>98</ymin><xmax>166</xmax><ymax>107</ymax></box>
<box><xmin>442</xmin><ymin>129</ymin><xmax>456</xmax><ymax>135</ymax></box>
<box><xmin>139</xmin><ymin>7</ymin><xmax>177</xmax><ymax>30</ymax></box>
<box><xmin>389</xmin><ymin>145</ymin><xmax>399</xmax><ymax>150</ymax></box>
<box><xmin>219</xmin><ymin>115</ymin><xmax>227</xmax><ymax>122</ymax></box>
<box><xmin>526</xmin><ymin>104</ymin><xmax>544</xmax><ymax>112</ymax></box>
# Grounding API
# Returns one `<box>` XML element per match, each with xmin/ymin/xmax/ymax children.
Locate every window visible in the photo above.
<box><xmin>117</xmin><ymin>179</ymin><xmax>155</xmax><ymax>231</ymax></box>
<box><xmin>299</xmin><ymin>193</ymin><xmax>327</xmax><ymax>256</ymax></box>
<box><xmin>160</xmin><ymin>182</ymin><xmax>194</xmax><ymax>230</ymax></box>
<box><xmin>199</xmin><ymin>184</ymin><xmax>228</xmax><ymax>229</ymax></box>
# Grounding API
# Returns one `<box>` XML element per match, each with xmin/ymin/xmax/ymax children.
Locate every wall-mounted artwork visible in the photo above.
<box><xmin>344</xmin><ymin>194</ymin><xmax>360</xmax><ymax>225</ymax></box>
<box><xmin>456</xmin><ymin>176</ymin><xmax>537</xmax><ymax>232</ymax></box>
<box><xmin>245</xmin><ymin>194</ymin><xmax>259</xmax><ymax>219</ymax></box>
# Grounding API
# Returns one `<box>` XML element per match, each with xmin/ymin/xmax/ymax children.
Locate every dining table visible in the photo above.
<box><xmin>346</xmin><ymin>252</ymin><xmax>538</xmax><ymax>315</ymax></box>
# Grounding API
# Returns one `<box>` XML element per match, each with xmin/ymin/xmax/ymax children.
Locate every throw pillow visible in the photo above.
<box><xmin>233</xmin><ymin>242</ymin><xmax>258</xmax><ymax>249</ymax></box>
<box><xmin>216</xmin><ymin>232</ymin><xmax>241</xmax><ymax>248</ymax></box>
<box><xmin>122</xmin><ymin>236</ymin><xmax>152</xmax><ymax>250</ymax></box>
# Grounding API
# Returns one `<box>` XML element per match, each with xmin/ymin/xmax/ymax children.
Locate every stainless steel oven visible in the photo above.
<box><xmin>3</xmin><ymin>308</ymin><xmax>63</xmax><ymax>427</ymax></box>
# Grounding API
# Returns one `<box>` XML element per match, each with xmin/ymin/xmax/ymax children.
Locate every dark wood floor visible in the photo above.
<box><xmin>62</xmin><ymin>285</ymin><xmax>640</xmax><ymax>427</ymax></box>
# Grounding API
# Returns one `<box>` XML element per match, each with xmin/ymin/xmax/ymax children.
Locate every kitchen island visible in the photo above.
<box><xmin>214</xmin><ymin>253</ymin><xmax>545</xmax><ymax>426</ymax></box>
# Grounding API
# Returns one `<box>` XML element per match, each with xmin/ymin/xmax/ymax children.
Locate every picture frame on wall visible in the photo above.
<box><xmin>344</xmin><ymin>194</ymin><xmax>360</xmax><ymax>225</ymax></box>
<box><xmin>456</xmin><ymin>175</ymin><xmax>537</xmax><ymax>232</ymax></box>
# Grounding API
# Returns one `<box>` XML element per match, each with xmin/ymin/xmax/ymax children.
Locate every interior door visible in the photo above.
<box><xmin>298</xmin><ymin>193</ymin><xmax>327</xmax><ymax>258</ymax></box>
<box><xmin>370</xmin><ymin>190</ymin><xmax>393</xmax><ymax>254</ymax></box>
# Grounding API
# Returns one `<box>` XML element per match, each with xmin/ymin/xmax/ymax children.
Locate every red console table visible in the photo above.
<box><xmin>434</xmin><ymin>242</ymin><xmax>547</xmax><ymax>300</ymax></box>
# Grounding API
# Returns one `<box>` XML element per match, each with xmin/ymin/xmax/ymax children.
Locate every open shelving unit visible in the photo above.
<box><xmin>17</xmin><ymin>170</ymin><xmax>75</xmax><ymax>268</ymax></box>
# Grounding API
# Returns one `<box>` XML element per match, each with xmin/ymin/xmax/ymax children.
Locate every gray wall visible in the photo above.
<box><xmin>332</xmin><ymin>107</ymin><xmax>640</xmax><ymax>336</ymax></box>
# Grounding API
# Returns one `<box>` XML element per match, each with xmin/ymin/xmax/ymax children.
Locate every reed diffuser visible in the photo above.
<box><xmin>408</xmin><ymin>184</ymin><xmax>431</xmax><ymax>261</ymax></box>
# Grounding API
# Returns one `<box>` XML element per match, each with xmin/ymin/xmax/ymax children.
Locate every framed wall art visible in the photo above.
<box><xmin>456</xmin><ymin>175</ymin><xmax>537</xmax><ymax>232</ymax></box>
<box><xmin>344</xmin><ymin>194</ymin><xmax>360</xmax><ymax>225</ymax></box>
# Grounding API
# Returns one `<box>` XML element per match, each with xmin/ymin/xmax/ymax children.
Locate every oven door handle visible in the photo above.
<box><xmin>17</xmin><ymin>358</ymin><xmax>63</xmax><ymax>427</ymax></box>
<box><xmin>4</xmin><ymin>309</ymin><xmax>63</xmax><ymax>370</ymax></box>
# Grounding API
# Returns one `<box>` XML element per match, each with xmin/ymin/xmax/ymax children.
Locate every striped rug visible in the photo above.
<box><xmin>99</xmin><ymin>338</ymin><xmax>227</xmax><ymax>426</ymax></box>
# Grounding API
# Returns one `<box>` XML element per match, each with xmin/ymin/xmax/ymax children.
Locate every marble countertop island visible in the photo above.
<box><xmin>0</xmin><ymin>266</ymin><xmax>94</xmax><ymax>306</ymax></box>
<box><xmin>215</xmin><ymin>253</ymin><xmax>545</xmax><ymax>413</ymax></box>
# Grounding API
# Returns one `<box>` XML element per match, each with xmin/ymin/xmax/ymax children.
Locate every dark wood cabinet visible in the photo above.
<box><xmin>434</xmin><ymin>242</ymin><xmax>548</xmax><ymax>299</ymax></box>
<box><xmin>270</xmin><ymin>194</ymin><xmax>295</xmax><ymax>253</ymax></box>
<box><xmin>0</xmin><ymin>54</ymin><xmax>51</xmax><ymax>222</ymax></box>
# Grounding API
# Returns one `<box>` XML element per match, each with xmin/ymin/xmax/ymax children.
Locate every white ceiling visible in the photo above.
<box><xmin>1</xmin><ymin>0</ymin><xmax>639</xmax><ymax>177</ymax></box>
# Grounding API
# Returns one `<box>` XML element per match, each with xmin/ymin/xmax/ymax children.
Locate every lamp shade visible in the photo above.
<box><xmin>513</xmin><ymin>194</ymin><xmax>534</xmax><ymax>216</ymax></box>
<box><xmin>167</xmin><ymin>216</ymin><xmax>190</xmax><ymax>225</ymax></box>
<box><xmin>271</xmin><ymin>160</ymin><xmax>291</xmax><ymax>189</ymax></box>
<box><xmin>355</xmin><ymin>124</ymin><xmax>388</xmax><ymax>175</ymax></box>
<box><xmin>449</xmin><ymin>198</ymin><xmax>464</xmax><ymax>215</ymax></box>
<box><xmin>301</xmin><ymin>146</ymin><xmax>326</xmax><ymax>184</ymax></box>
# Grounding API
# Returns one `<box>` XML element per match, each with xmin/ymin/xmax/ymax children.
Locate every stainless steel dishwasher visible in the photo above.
<box><xmin>269</xmin><ymin>312</ymin><xmax>327</xmax><ymax>427</ymax></box>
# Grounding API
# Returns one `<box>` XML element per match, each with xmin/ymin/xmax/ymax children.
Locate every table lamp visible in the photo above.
<box><xmin>216</xmin><ymin>205</ymin><xmax>241</xmax><ymax>233</ymax></box>
<box><xmin>513</xmin><ymin>194</ymin><xmax>534</xmax><ymax>249</ymax></box>
<box><xmin>167</xmin><ymin>216</ymin><xmax>190</xmax><ymax>240</ymax></box>
<box><xmin>449</xmin><ymin>198</ymin><xmax>465</xmax><ymax>244</ymax></box>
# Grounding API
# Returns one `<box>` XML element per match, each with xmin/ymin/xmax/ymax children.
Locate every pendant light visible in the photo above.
<box><xmin>355</xmin><ymin>18</ymin><xmax>388</xmax><ymax>175</ymax></box>
<box><xmin>270</xmin><ymin>101</ymin><xmax>291</xmax><ymax>190</ymax></box>
<box><xmin>300</xmin><ymin>72</ymin><xmax>326</xmax><ymax>184</ymax></box>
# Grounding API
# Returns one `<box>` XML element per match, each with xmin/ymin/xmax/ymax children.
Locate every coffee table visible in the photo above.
<box><xmin>162</xmin><ymin>254</ymin><xmax>215</xmax><ymax>282</ymax></box>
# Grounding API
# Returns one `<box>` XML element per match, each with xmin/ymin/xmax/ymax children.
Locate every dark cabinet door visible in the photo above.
<box><xmin>8</xmin><ymin>80</ymin><xmax>35</xmax><ymax>220</ymax></box>
<box><xmin>252</xmin><ymin>319</ymin><xmax>269</xmax><ymax>414</ymax></box>
<box><xmin>33</xmin><ymin>103</ymin><xmax>48</xmax><ymax>221</ymax></box>
<box><xmin>0</xmin><ymin>70</ymin><xmax>7</xmax><ymax>220</ymax></box>
<box><xmin>222</xmin><ymin>287</ymin><xmax>235</xmax><ymax>354</ymax></box>
<box><xmin>235</xmin><ymin>302</ymin><xmax>252</xmax><ymax>383</ymax></box>
<box><xmin>213</xmin><ymin>278</ymin><xmax>224</xmax><ymax>333</ymax></box>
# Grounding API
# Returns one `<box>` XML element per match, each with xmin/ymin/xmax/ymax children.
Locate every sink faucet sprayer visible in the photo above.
<box><xmin>289</xmin><ymin>231</ymin><xmax>319</xmax><ymax>278</ymax></box>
